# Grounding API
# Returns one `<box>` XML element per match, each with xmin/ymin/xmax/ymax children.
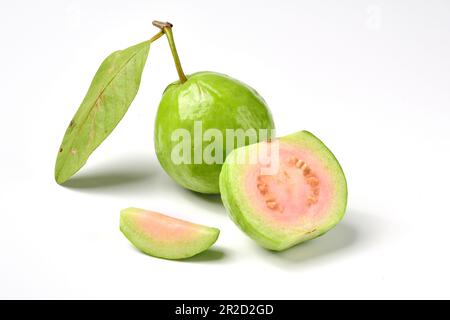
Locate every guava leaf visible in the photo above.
<box><xmin>55</xmin><ymin>40</ymin><xmax>151</xmax><ymax>184</ymax></box>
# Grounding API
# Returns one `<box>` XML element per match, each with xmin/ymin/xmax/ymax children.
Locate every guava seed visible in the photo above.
<box><xmin>303</xmin><ymin>166</ymin><xmax>311</xmax><ymax>176</ymax></box>
<box><xmin>307</xmin><ymin>176</ymin><xmax>319</xmax><ymax>187</ymax></box>
<box><xmin>295</xmin><ymin>160</ymin><xmax>305</xmax><ymax>169</ymax></box>
<box><xmin>257</xmin><ymin>183</ymin><xmax>268</xmax><ymax>194</ymax></box>
<box><xmin>288</xmin><ymin>156</ymin><xmax>298</xmax><ymax>166</ymax></box>
<box><xmin>266</xmin><ymin>201</ymin><xmax>277</xmax><ymax>209</ymax></box>
<box><xmin>307</xmin><ymin>196</ymin><xmax>318</xmax><ymax>205</ymax></box>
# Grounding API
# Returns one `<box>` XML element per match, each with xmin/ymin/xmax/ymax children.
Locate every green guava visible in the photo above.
<box><xmin>150</xmin><ymin>22</ymin><xmax>274</xmax><ymax>194</ymax></box>
<box><xmin>219</xmin><ymin>130</ymin><xmax>348</xmax><ymax>251</ymax></box>
<box><xmin>155</xmin><ymin>71</ymin><xmax>275</xmax><ymax>194</ymax></box>
<box><xmin>120</xmin><ymin>207</ymin><xmax>220</xmax><ymax>260</ymax></box>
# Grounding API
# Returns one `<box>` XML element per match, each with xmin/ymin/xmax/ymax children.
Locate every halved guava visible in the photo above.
<box><xmin>120</xmin><ymin>208</ymin><xmax>220</xmax><ymax>260</ymax></box>
<box><xmin>219</xmin><ymin>131</ymin><xmax>348</xmax><ymax>251</ymax></box>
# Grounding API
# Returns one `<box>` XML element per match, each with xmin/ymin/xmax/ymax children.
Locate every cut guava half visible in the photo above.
<box><xmin>219</xmin><ymin>131</ymin><xmax>348</xmax><ymax>251</ymax></box>
<box><xmin>120</xmin><ymin>208</ymin><xmax>220</xmax><ymax>260</ymax></box>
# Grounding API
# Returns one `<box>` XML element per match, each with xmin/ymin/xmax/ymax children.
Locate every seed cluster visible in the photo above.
<box><xmin>256</xmin><ymin>176</ymin><xmax>284</xmax><ymax>213</ymax></box>
<box><xmin>257</xmin><ymin>156</ymin><xmax>321</xmax><ymax>212</ymax></box>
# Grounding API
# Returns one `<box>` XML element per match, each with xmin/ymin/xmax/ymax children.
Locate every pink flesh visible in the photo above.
<box><xmin>130</xmin><ymin>210</ymin><xmax>198</xmax><ymax>242</ymax></box>
<box><xmin>244</xmin><ymin>142</ymin><xmax>334</xmax><ymax>227</ymax></box>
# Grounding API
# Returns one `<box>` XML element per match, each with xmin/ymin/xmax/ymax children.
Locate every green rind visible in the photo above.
<box><xmin>154</xmin><ymin>71</ymin><xmax>275</xmax><ymax>194</ymax></box>
<box><xmin>219</xmin><ymin>130</ymin><xmax>348</xmax><ymax>251</ymax></box>
<box><xmin>120</xmin><ymin>208</ymin><xmax>220</xmax><ymax>260</ymax></box>
<box><xmin>55</xmin><ymin>40</ymin><xmax>151</xmax><ymax>184</ymax></box>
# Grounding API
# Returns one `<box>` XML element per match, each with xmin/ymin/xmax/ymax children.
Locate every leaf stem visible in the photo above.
<box><xmin>150</xmin><ymin>30</ymin><xmax>165</xmax><ymax>43</ymax></box>
<box><xmin>152</xmin><ymin>21</ymin><xmax>188</xmax><ymax>84</ymax></box>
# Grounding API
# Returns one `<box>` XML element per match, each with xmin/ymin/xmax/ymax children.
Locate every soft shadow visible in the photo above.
<box><xmin>64</xmin><ymin>172</ymin><xmax>151</xmax><ymax>189</ymax></box>
<box><xmin>62</xmin><ymin>154</ymin><xmax>156</xmax><ymax>190</ymax></box>
<box><xmin>194</xmin><ymin>193</ymin><xmax>223</xmax><ymax>205</ymax></box>
<box><xmin>261</xmin><ymin>210</ymin><xmax>381</xmax><ymax>266</ymax></box>
<box><xmin>175</xmin><ymin>189</ymin><xmax>227</xmax><ymax>215</ymax></box>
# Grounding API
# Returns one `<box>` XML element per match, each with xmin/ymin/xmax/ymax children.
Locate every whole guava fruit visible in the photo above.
<box><xmin>155</xmin><ymin>71</ymin><xmax>275</xmax><ymax>194</ymax></box>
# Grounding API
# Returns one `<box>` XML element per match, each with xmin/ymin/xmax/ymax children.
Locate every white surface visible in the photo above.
<box><xmin>1</xmin><ymin>0</ymin><xmax>449</xmax><ymax>299</ymax></box>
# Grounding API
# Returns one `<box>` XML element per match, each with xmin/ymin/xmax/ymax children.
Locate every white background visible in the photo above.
<box><xmin>1</xmin><ymin>0</ymin><xmax>449</xmax><ymax>299</ymax></box>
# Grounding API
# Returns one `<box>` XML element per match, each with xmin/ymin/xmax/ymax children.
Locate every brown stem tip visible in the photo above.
<box><xmin>152</xmin><ymin>21</ymin><xmax>173</xmax><ymax>30</ymax></box>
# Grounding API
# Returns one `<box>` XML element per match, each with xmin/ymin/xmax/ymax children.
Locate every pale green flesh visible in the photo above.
<box><xmin>219</xmin><ymin>131</ymin><xmax>348</xmax><ymax>251</ymax></box>
<box><xmin>55</xmin><ymin>41</ymin><xmax>151</xmax><ymax>184</ymax></box>
<box><xmin>120</xmin><ymin>208</ymin><xmax>220</xmax><ymax>260</ymax></box>
<box><xmin>154</xmin><ymin>71</ymin><xmax>275</xmax><ymax>194</ymax></box>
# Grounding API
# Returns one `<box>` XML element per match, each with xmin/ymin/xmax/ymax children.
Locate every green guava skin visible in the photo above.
<box><xmin>219</xmin><ymin>131</ymin><xmax>348</xmax><ymax>251</ymax></box>
<box><xmin>154</xmin><ymin>71</ymin><xmax>275</xmax><ymax>194</ymax></box>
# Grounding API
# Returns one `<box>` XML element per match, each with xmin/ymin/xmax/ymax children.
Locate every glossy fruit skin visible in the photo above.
<box><xmin>155</xmin><ymin>71</ymin><xmax>275</xmax><ymax>194</ymax></box>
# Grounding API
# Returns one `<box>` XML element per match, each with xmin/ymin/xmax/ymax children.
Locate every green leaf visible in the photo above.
<box><xmin>55</xmin><ymin>40</ymin><xmax>151</xmax><ymax>184</ymax></box>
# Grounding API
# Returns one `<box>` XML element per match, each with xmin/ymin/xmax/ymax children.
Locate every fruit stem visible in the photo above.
<box><xmin>152</xmin><ymin>21</ymin><xmax>188</xmax><ymax>84</ymax></box>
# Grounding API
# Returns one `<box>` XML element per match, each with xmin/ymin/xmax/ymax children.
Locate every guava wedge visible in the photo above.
<box><xmin>219</xmin><ymin>131</ymin><xmax>348</xmax><ymax>251</ymax></box>
<box><xmin>120</xmin><ymin>208</ymin><xmax>220</xmax><ymax>260</ymax></box>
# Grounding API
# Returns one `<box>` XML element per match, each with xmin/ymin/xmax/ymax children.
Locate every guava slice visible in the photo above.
<box><xmin>219</xmin><ymin>131</ymin><xmax>348</xmax><ymax>251</ymax></box>
<box><xmin>120</xmin><ymin>208</ymin><xmax>220</xmax><ymax>260</ymax></box>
